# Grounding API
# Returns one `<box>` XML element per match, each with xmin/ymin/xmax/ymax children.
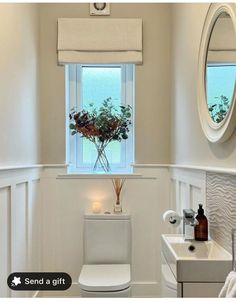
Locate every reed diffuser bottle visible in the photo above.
<box><xmin>112</xmin><ymin>178</ymin><xmax>125</xmax><ymax>213</ymax></box>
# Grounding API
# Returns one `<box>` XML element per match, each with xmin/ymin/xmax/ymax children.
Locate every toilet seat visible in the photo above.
<box><xmin>79</xmin><ymin>264</ymin><xmax>131</xmax><ymax>292</ymax></box>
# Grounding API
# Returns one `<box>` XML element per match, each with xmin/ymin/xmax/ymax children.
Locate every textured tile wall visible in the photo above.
<box><xmin>206</xmin><ymin>172</ymin><xmax>236</xmax><ymax>253</ymax></box>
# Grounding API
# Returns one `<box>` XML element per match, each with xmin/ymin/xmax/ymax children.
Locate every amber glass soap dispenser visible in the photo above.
<box><xmin>194</xmin><ymin>204</ymin><xmax>208</xmax><ymax>241</ymax></box>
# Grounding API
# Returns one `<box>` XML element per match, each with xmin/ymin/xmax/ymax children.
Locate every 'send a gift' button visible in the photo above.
<box><xmin>7</xmin><ymin>272</ymin><xmax>72</xmax><ymax>291</ymax></box>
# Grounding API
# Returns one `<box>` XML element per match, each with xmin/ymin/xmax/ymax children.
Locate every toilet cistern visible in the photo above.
<box><xmin>78</xmin><ymin>212</ymin><xmax>131</xmax><ymax>297</ymax></box>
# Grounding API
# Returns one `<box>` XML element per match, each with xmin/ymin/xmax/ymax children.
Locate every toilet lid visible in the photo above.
<box><xmin>79</xmin><ymin>264</ymin><xmax>131</xmax><ymax>292</ymax></box>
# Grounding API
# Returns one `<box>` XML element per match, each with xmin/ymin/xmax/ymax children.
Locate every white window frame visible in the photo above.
<box><xmin>65</xmin><ymin>64</ymin><xmax>134</xmax><ymax>173</ymax></box>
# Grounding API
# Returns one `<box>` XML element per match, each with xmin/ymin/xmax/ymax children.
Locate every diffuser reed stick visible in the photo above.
<box><xmin>112</xmin><ymin>178</ymin><xmax>126</xmax><ymax>213</ymax></box>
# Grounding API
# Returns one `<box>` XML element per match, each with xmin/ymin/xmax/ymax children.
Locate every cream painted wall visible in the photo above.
<box><xmin>0</xmin><ymin>4</ymin><xmax>40</xmax><ymax>166</ymax></box>
<box><xmin>171</xmin><ymin>3</ymin><xmax>236</xmax><ymax>168</ymax></box>
<box><xmin>2</xmin><ymin>3</ymin><xmax>236</xmax><ymax>169</ymax></box>
<box><xmin>39</xmin><ymin>3</ymin><xmax>171</xmax><ymax>164</ymax></box>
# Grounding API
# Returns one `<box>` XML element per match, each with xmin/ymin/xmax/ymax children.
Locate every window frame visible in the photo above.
<box><xmin>65</xmin><ymin>63</ymin><xmax>134</xmax><ymax>173</ymax></box>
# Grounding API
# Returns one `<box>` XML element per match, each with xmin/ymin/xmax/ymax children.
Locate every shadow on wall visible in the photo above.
<box><xmin>208</xmin><ymin>133</ymin><xmax>236</xmax><ymax>160</ymax></box>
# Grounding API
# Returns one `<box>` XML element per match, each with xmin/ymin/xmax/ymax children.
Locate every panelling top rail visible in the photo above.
<box><xmin>2</xmin><ymin>164</ymin><xmax>236</xmax><ymax>176</ymax></box>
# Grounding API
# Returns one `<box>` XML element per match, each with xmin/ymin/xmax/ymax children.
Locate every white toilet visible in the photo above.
<box><xmin>78</xmin><ymin>213</ymin><xmax>131</xmax><ymax>297</ymax></box>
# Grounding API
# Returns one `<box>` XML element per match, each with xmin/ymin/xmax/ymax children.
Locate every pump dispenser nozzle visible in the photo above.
<box><xmin>198</xmin><ymin>204</ymin><xmax>204</xmax><ymax>215</ymax></box>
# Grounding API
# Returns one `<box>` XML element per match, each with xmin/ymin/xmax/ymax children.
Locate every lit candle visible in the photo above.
<box><xmin>92</xmin><ymin>201</ymin><xmax>101</xmax><ymax>214</ymax></box>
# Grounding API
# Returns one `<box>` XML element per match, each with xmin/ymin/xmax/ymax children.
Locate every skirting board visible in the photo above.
<box><xmin>38</xmin><ymin>282</ymin><xmax>160</xmax><ymax>298</ymax></box>
<box><xmin>131</xmin><ymin>282</ymin><xmax>160</xmax><ymax>297</ymax></box>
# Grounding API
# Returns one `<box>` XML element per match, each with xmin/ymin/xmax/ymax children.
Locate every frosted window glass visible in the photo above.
<box><xmin>82</xmin><ymin>66</ymin><xmax>121</xmax><ymax>108</ymax></box>
<box><xmin>80</xmin><ymin>66</ymin><xmax>122</xmax><ymax>165</ymax></box>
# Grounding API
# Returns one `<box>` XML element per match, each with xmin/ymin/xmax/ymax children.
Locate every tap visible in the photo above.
<box><xmin>183</xmin><ymin>209</ymin><xmax>198</xmax><ymax>226</ymax></box>
<box><xmin>183</xmin><ymin>209</ymin><xmax>198</xmax><ymax>240</ymax></box>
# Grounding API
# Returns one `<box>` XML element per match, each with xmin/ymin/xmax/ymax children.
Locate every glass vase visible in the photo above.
<box><xmin>93</xmin><ymin>144</ymin><xmax>111</xmax><ymax>173</ymax></box>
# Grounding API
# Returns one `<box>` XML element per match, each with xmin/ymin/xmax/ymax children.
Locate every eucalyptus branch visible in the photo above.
<box><xmin>69</xmin><ymin>98</ymin><xmax>132</xmax><ymax>172</ymax></box>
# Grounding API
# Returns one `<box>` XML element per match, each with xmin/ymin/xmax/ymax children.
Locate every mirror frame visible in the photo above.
<box><xmin>198</xmin><ymin>3</ymin><xmax>236</xmax><ymax>143</ymax></box>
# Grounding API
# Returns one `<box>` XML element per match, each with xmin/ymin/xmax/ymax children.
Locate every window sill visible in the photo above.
<box><xmin>56</xmin><ymin>173</ymin><xmax>156</xmax><ymax>179</ymax></box>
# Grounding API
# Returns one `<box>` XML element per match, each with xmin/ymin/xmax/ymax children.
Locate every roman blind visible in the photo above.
<box><xmin>57</xmin><ymin>18</ymin><xmax>142</xmax><ymax>64</ymax></box>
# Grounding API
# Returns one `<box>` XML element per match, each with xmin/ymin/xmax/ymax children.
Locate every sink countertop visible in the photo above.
<box><xmin>161</xmin><ymin>234</ymin><xmax>232</xmax><ymax>282</ymax></box>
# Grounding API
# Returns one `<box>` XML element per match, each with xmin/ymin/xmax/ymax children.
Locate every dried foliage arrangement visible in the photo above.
<box><xmin>208</xmin><ymin>95</ymin><xmax>230</xmax><ymax>123</ymax></box>
<box><xmin>69</xmin><ymin>98</ymin><xmax>132</xmax><ymax>172</ymax></box>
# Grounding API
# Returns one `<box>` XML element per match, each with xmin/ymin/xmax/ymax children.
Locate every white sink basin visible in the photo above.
<box><xmin>167</xmin><ymin>235</ymin><xmax>231</xmax><ymax>259</ymax></box>
<box><xmin>161</xmin><ymin>234</ymin><xmax>232</xmax><ymax>282</ymax></box>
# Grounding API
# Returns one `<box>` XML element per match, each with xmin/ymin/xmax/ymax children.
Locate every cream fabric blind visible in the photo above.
<box><xmin>57</xmin><ymin>18</ymin><xmax>142</xmax><ymax>64</ymax></box>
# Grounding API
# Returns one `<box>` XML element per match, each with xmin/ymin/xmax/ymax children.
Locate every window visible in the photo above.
<box><xmin>65</xmin><ymin>64</ymin><xmax>134</xmax><ymax>173</ymax></box>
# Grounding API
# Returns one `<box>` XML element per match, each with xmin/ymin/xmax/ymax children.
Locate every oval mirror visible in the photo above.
<box><xmin>198</xmin><ymin>4</ymin><xmax>236</xmax><ymax>143</ymax></box>
<box><xmin>206</xmin><ymin>13</ymin><xmax>236</xmax><ymax>124</ymax></box>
